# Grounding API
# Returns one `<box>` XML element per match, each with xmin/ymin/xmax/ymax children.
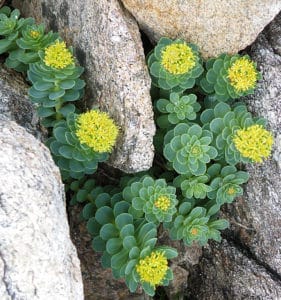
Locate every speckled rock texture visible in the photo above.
<box><xmin>121</xmin><ymin>0</ymin><xmax>281</xmax><ymax>58</ymax></box>
<box><xmin>186</xmin><ymin>240</ymin><xmax>281</xmax><ymax>299</ymax></box>
<box><xmin>185</xmin><ymin>13</ymin><xmax>281</xmax><ymax>299</ymax></box>
<box><xmin>13</xmin><ymin>0</ymin><xmax>155</xmax><ymax>173</ymax></box>
<box><xmin>0</xmin><ymin>64</ymin><xmax>44</xmax><ymax>139</ymax></box>
<box><xmin>0</xmin><ymin>120</ymin><xmax>84</xmax><ymax>300</ymax></box>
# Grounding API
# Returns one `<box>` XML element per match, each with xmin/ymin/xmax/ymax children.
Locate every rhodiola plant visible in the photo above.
<box><xmin>0</xmin><ymin>7</ymin><xmax>275</xmax><ymax>296</ymax></box>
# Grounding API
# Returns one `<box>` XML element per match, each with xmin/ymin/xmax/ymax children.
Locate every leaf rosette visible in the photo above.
<box><xmin>207</xmin><ymin>164</ymin><xmax>249</xmax><ymax>205</ymax></box>
<box><xmin>6</xmin><ymin>23</ymin><xmax>59</xmax><ymax>71</ymax></box>
<box><xmin>166</xmin><ymin>200</ymin><xmax>229</xmax><ymax>246</ymax></box>
<box><xmin>156</xmin><ymin>92</ymin><xmax>201</xmax><ymax>128</ymax></box>
<box><xmin>147</xmin><ymin>37</ymin><xmax>204</xmax><ymax>92</ymax></box>
<box><xmin>164</xmin><ymin>123</ymin><xmax>218</xmax><ymax>175</ymax></box>
<box><xmin>122</xmin><ymin>176</ymin><xmax>178</xmax><ymax>224</ymax></box>
<box><xmin>47</xmin><ymin>112</ymin><xmax>110</xmax><ymax>180</ymax></box>
<box><xmin>200</xmin><ymin>102</ymin><xmax>268</xmax><ymax>165</ymax></box>
<box><xmin>200</xmin><ymin>54</ymin><xmax>261</xmax><ymax>101</ymax></box>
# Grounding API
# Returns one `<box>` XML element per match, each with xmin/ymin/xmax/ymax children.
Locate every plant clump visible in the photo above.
<box><xmin>0</xmin><ymin>8</ymin><xmax>275</xmax><ymax>296</ymax></box>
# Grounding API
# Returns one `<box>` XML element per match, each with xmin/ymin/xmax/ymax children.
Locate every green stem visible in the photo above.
<box><xmin>55</xmin><ymin>98</ymin><xmax>63</xmax><ymax>120</ymax></box>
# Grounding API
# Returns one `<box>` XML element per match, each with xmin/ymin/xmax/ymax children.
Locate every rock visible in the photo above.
<box><xmin>0</xmin><ymin>64</ymin><xmax>44</xmax><ymax>139</ymax></box>
<box><xmin>12</xmin><ymin>0</ymin><xmax>155</xmax><ymax>173</ymax></box>
<box><xmin>120</xmin><ymin>0</ymin><xmax>281</xmax><ymax>58</ymax></box>
<box><xmin>68</xmin><ymin>205</ymin><xmax>145</xmax><ymax>300</ymax></box>
<box><xmin>0</xmin><ymin>120</ymin><xmax>84</xmax><ymax>299</ymax></box>
<box><xmin>186</xmin><ymin>240</ymin><xmax>281</xmax><ymax>299</ymax></box>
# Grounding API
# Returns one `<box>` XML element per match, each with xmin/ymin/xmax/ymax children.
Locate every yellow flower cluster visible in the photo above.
<box><xmin>136</xmin><ymin>251</ymin><xmax>168</xmax><ymax>286</ymax></box>
<box><xmin>227</xmin><ymin>57</ymin><xmax>258</xmax><ymax>92</ymax></box>
<box><xmin>75</xmin><ymin>110</ymin><xmax>119</xmax><ymax>153</ymax></box>
<box><xmin>154</xmin><ymin>195</ymin><xmax>171</xmax><ymax>211</ymax></box>
<box><xmin>44</xmin><ymin>40</ymin><xmax>74</xmax><ymax>69</ymax></box>
<box><xmin>29</xmin><ymin>30</ymin><xmax>40</xmax><ymax>39</ymax></box>
<box><xmin>161</xmin><ymin>43</ymin><xmax>195</xmax><ymax>75</ymax></box>
<box><xmin>190</xmin><ymin>228</ymin><xmax>199</xmax><ymax>236</ymax></box>
<box><xmin>233</xmin><ymin>125</ymin><xmax>273</xmax><ymax>163</ymax></box>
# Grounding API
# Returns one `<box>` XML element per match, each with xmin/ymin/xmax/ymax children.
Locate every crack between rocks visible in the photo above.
<box><xmin>223</xmin><ymin>233</ymin><xmax>281</xmax><ymax>283</ymax></box>
<box><xmin>0</xmin><ymin>250</ymin><xmax>15</xmax><ymax>299</ymax></box>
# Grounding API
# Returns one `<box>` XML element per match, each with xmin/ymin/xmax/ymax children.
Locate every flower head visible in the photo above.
<box><xmin>227</xmin><ymin>57</ymin><xmax>258</xmax><ymax>92</ymax></box>
<box><xmin>75</xmin><ymin>110</ymin><xmax>119</xmax><ymax>153</ymax></box>
<box><xmin>44</xmin><ymin>40</ymin><xmax>74</xmax><ymax>69</ymax></box>
<box><xmin>29</xmin><ymin>30</ymin><xmax>40</xmax><ymax>39</ymax></box>
<box><xmin>161</xmin><ymin>43</ymin><xmax>195</xmax><ymax>75</ymax></box>
<box><xmin>154</xmin><ymin>195</ymin><xmax>171</xmax><ymax>211</ymax></box>
<box><xmin>136</xmin><ymin>251</ymin><xmax>168</xmax><ymax>286</ymax></box>
<box><xmin>233</xmin><ymin>125</ymin><xmax>273</xmax><ymax>163</ymax></box>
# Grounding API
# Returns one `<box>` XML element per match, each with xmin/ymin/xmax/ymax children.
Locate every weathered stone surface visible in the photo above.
<box><xmin>121</xmin><ymin>0</ymin><xmax>281</xmax><ymax>58</ymax></box>
<box><xmin>0</xmin><ymin>120</ymin><xmax>84</xmax><ymax>299</ymax></box>
<box><xmin>69</xmin><ymin>206</ymin><xmax>145</xmax><ymax>300</ymax></box>
<box><xmin>186</xmin><ymin>240</ymin><xmax>281</xmax><ymax>299</ymax></box>
<box><xmin>13</xmin><ymin>0</ymin><xmax>155</xmax><ymax>173</ymax></box>
<box><xmin>0</xmin><ymin>64</ymin><xmax>44</xmax><ymax>139</ymax></box>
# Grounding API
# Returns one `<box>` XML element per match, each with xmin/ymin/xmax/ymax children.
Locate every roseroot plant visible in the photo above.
<box><xmin>47</xmin><ymin>110</ymin><xmax>119</xmax><ymax>180</ymax></box>
<box><xmin>200</xmin><ymin>102</ymin><xmax>273</xmax><ymax>164</ymax></box>
<box><xmin>173</xmin><ymin>172</ymin><xmax>212</xmax><ymax>199</ymax></box>
<box><xmin>147</xmin><ymin>37</ymin><xmax>204</xmax><ymax>92</ymax></box>
<box><xmin>27</xmin><ymin>40</ymin><xmax>85</xmax><ymax>127</ymax></box>
<box><xmin>164</xmin><ymin>123</ymin><xmax>218</xmax><ymax>175</ymax></box>
<box><xmin>123</xmin><ymin>175</ymin><xmax>178</xmax><ymax>224</ymax></box>
<box><xmin>164</xmin><ymin>199</ymin><xmax>229</xmax><ymax>246</ymax></box>
<box><xmin>207</xmin><ymin>164</ymin><xmax>249</xmax><ymax>205</ymax></box>
<box><xmin>156</xmin><ymin>92</ymin><xmax>201</xmax><ymax>128</ymax></box>
<box><xmin>0</xmin><ymin>7</ymin><xmax>34</xmax><ymax>55</ymax></box>
<box><xmin>0</xmin><ymin>8</ymin><xmax>276</xmax><ymax>295</ymax></box>
<box><xmin>6</xmin><ymin>23</ymin><xmax>59</xmax><ymax>71</ymax></box>
<box><xmin>82</xmin><ymin>193</ymin><xmax>177</xmax><ymax>296</ymax></box>
<box><xmin>199</xmin><ymin>54</ymin><xmax>261</xmax><ymax>101</ymax></box>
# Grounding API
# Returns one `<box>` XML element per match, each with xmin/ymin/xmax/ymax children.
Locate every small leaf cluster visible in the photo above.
<box><xmin>164</xmin><ymin>200</ymin><xmax>229</xmax><ymax>246</ymax></box>
<box><xmin>0</xmin><ymin>7</ymin><xmax>34</xmax><ymax>55</ymax></box>
<box><xmin>123</xmin><ymin>175</ymin><xmax>178</xmax><ymax>224</ymax></box>
<box><xmin>156</xmin><ymin>92</ymin><xmax>200</xmax><ymax>128</ymax></box>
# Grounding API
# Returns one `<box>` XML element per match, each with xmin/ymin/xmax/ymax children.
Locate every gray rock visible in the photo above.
<box><xmin>13</xmin><ymin>0</ymin><xmax>155</xmax><ymax>173</ymax></box>
<box><xmin>121</xmin><ymin>0</ymin><xmax>281</xmax><ymax>58</ymax></box>
<box><xmin>0</xmin><ymin>120</ymin><xmax>84</xmax><ymax>300</ymax></box>
<box><xmin>0</xmin><ymin>64</ymin><xmax>44</xmax><ymax>139</ymax></box>
<box><xmin>186</xmin><ymin>240</ymin><xmax>281</xmax><ymax>300</ymax></box>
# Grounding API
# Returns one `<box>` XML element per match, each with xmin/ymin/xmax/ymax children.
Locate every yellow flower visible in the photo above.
<box><xmin>161</xmin><ymin>43</ymin><xmax>196</xmax><ymax>75</ymax></box>
<box><xmin>190</xmin><ymin>228</ymin><xmax>199</xmax><ymax>236</ymax></box>
<box><xmin>233</xmin><ymin>125</ymin><xmax>273</xmax><ymax>163</ymax></box>
<box><xmin>29</xmin><ymin>30</ymin><xmax>40</xmax><ymax>39</ymax></box>
<box><xmin>227</xmin><ymin>57</ymin><xmax>258</xmax><ymax>92</ymax></box>
<box><xmin>154</xmin><ymin>195</ymin><xmax>171</xmax><ymax>211</ymax></box>
<box><xmin>227</xmin><ymin>187</ymin><xmax>236</xmax><ymax>195</ymax></box>
<box><xmin>44</xmin><ymin>40</ymin><xmax>74</xmax><ymax>69</ymax></box>
<box><xmin>136</xmin><ymin>251</ymin><xmax>168</xmax><ymax>287</ymax></box>
<box><xmin>75</xmin><ymin>110</ymin><xmax>119</xmax><ymax>153</ymax></box>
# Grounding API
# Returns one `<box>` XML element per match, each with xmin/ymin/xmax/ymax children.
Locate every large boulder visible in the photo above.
<box><xmin>13</xmin><ymin>0</ymin><xmax>155</xmax><ymax>173</ymax></box>
<box><xmin>121</xmin><ymin>0</ymin><xmax>281</xmax><ymax>58</ymax></box>
<box><xmin>0</xmin><ymin>120</ymin><xmax>84</xmax><ymax>299</ymax></box>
